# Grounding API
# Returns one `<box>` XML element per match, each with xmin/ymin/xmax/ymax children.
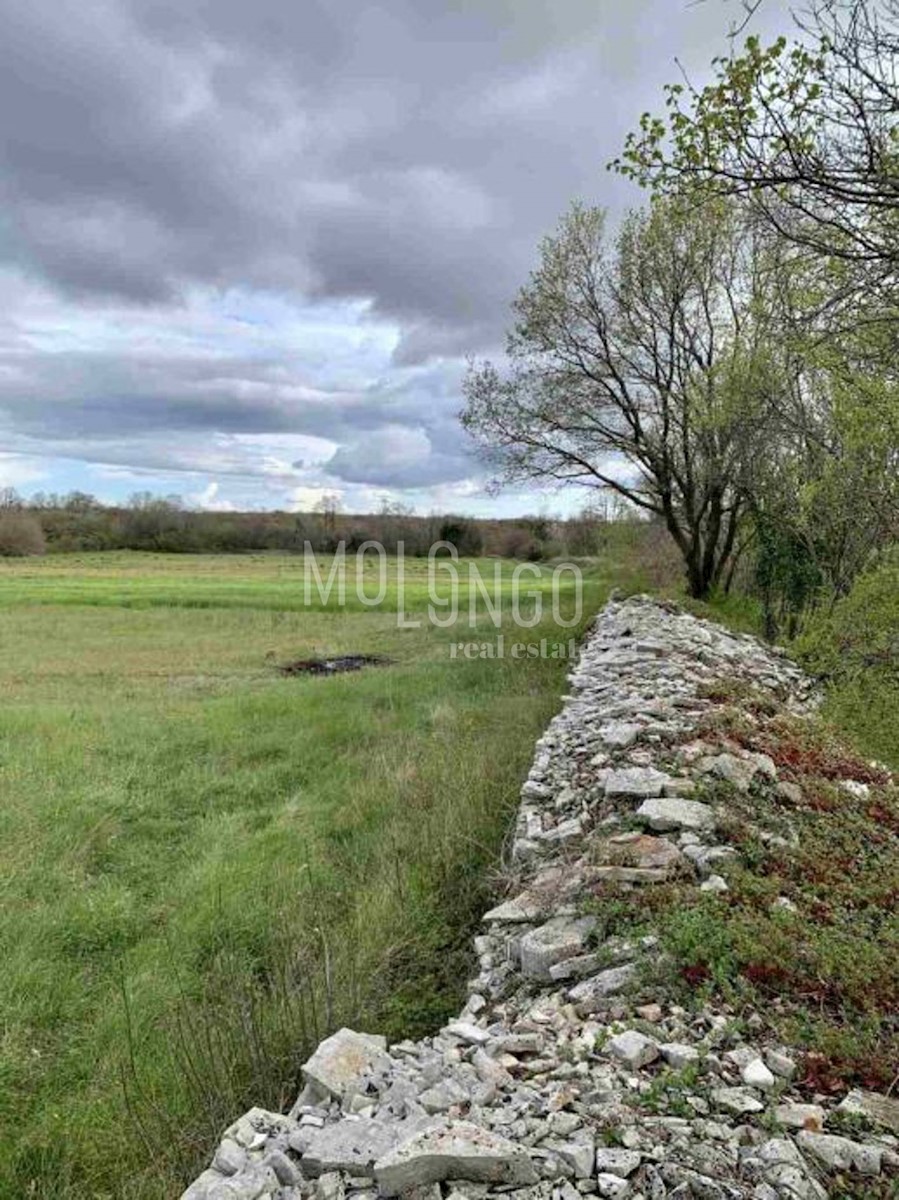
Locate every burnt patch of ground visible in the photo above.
<box><xmin>277</xmin><ymin>654</ymin><xmax>392</xmax><ymax>677</ymax></box>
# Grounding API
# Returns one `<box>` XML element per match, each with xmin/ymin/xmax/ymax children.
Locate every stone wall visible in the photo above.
<box><xmin>181</xmin><ymin>596</ymin><xmax>898</xmax><ymax>1200</ymax></box>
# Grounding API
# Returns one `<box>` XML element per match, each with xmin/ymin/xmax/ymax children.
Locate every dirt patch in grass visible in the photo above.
<box><xmin>277</xmin><ymin>654</ymin><xmax>392</xmax><ymax>677</ymax></box>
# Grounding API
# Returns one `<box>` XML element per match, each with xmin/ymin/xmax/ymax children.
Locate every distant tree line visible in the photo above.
<box><xmin>0</xmin><ymin>485</ymin><xmax>637</xmax><ymax>561</ymax></box>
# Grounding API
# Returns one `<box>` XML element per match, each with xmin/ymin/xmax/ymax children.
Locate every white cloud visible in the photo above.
<box><xmin>0</xmin><ymin>452</ymin><xmax>48</xmax><ymax>489</ymax></box>
<box><xmin>287</xmin><ymin>485</ymin><xmax>344</xmax><ymax>512</ymax></box>
<box><xmin>189</xmin><ymin>481</ymin><xmax>237</xmax><ymax>511</ymax></box>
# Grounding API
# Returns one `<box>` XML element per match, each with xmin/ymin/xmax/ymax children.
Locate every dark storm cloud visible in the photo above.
<box><xmin>0</xmin><ymin>326</ymin><xmax>474</xmax><ymax>487</ymax></box>
<box><xmin>0</xmin><ymin>341</ymin><xmax>463</xmax><ymax>446</ymax></box>
<box><xmin>0</xmin><ymin>0</ymin><xmax>792</xmax><ymax>498</ymax></box>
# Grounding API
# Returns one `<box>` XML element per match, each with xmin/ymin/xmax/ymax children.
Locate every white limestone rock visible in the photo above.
<box><xmin>764</xmin><ymin>1048</ymin><xmax>797</xmax><ymax>1079</ymax></box>
<box><xmin>701</xmin><ymin>874</ymin><xmax>729</xmax><ymax>894</ymax></box>
<box><xmin>606</xmin><ymin>1030</ymin><xmax>659</xmax><ymax>1069</ymax></box>
<box><xmin>604</xmin><ymin>767</ymin><xmax>671</xmax><ymax>800</ymax></box>
<box><xmin>711</xmin><ymin>1087</ymin><xmax>765</xmax><ymax>1115</ymax></box>
<box><xmin>774</xmin><ymin>1103</ymin><xmax>825</xmax><ymax>1131</ymax></box>
<box><xmin>567</xmin><ymin>965</ymin><xmax>637</xmax><ymax>1011</ymax></box>
<box><xmin>419</xmin><ymin>1077</ymin><xmax>470</xmax><ymax>1114</ymax></box>
<box><xmin>301</xmin><ymin>1118</ymin><xmax>404</xmax><ymax>1177</ymax></box>
<box><xmin>596</xmin><ymin>1173</ymin><xmax>631</xmax><ymax>1197</ymax></box>
<box><xmin>594</xmin><ymin>1148</ymin><xmax>641</xmax><ymax>1177</ymax></box>
<box><xmin>659</xmin><ymin>1043</ymin><xmax>700</xmax><ymax>1070</ymax></box>
<box><xmin>742</xmin><ymin>1057</ymin><xmax>776</xmax><ymax>1091</ymax></box>
<box><xmin>550</xmin><ymin>1135</ymin><xmax>595</xmax><ymax>1179</ymax></box>
<box><xmin>212</xmin><ymin>1139</ymin><xmax>246</xmax><ymax>1177</ymax></box>
<box><xmin>443</xmin><ymin>1021</ymin><xmax>490</xmax><ymax>1046</ymax></box>
<box><xmin>837</xmin><ymin>1088</ymin><xmax>899</xmax><ymax>1134</ymax></box>
<box><xmin>797</xmin><ymin>1131</ymin><xmax>882</xmax><ymax>1175</ymax></box>
<box><xmin>635</xmin><ymin>796</ymin><xmax>715</xmax><ymax>833</ymax></box>
<box><xmin>205</xmin><ymin>1163</ymin><xmax>281</xmax><ymax>1199</ymax></box>
<box><xmin>373</xmin><ymin>1120</ymin><xmax>538</xmax><ymax>1196</ymax></box>
<box><xmin>598</xmin><ymin>722</ymin><xmax>642</xmax><ymax>749</ymax></box>
<box><xmin>301</xmin><ymin>1029</ymin><xmax>392</xmax><ymax>1103</ymax></box>
<box><xmin>482</xmin><ymin>893</ymin><xmax>546</xmax><ymax>923</ymax></box>
<box><xmin>841</xmin><ymin>779</ymin><xmax>870</xmax><ymax>800</ymax></box>
<box><xmin>520</xmin><ymin>916</ymin><xmax>596</xmax><ymax>982</ymax></box>
<box><xmin>602</xmin><ymin>831</ymin><xmax>686</xmax><ymax>872</ymax></box>
<box><xmin>744</xmin><ymin>1139</ymin><xmax>827</xmax><ymax>1200</ymax></box>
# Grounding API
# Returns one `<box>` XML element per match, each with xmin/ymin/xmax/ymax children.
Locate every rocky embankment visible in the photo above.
<box><xmin>182</xmin><ymin>596</ymin><xmax>898</xmax><ymax>1200</ymax></box>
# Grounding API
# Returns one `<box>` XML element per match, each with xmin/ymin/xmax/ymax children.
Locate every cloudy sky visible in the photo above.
<box><xmin>0</xmin><ymin>0</ymin><xmax>790</xmax><ymax>516</ymax></box>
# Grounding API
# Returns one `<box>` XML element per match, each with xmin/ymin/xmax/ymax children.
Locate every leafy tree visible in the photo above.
<box><xmin>613</xmin><ymin>1</ymin><xmax>899</xmax><ymax>622</ymax></box>
<box><xmin>614</xmin><ymin>0</ymin><xmax>899</xmax><ymax>308</ymax></box>
<box><xmin>122</xmin><ymin>494</ymin><xmax>192</xmax><ymax>551</ymax></box>
<box><xmin>438</xmin><ymin>517</ymin><xmax>483</xmax><ymax>556</ymax></box>
<box><xmin>740</xmin><ymin>245</ymin><xmax>899</xmax><ymax>628</ymax></box>
<box><xmin>462</xmin><ymin>196</ymin><xmax>779</xmax><ymax>598</ymax></box>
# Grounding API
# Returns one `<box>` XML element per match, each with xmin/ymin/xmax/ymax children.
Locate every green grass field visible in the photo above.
<box><xmin>0</xmin><ymin>550</ymin><xmax>641</xmax><ymax>1200</ymax></box>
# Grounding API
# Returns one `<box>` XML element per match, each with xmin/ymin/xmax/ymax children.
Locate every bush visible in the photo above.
<box><xmin>438</xmin><ymin>518</ymin><xmax>483</xmax><ymax>557</ymax></box>
<box><xmin>795</xmin><ymin>546</ymin><xmax>899</xmax><ymax>768</ymax></box>
<box><xmin>0</xmin><ymin>512</ymin><xmax>46</xmax><ymax>557</ymax></box>
<box><xmin>493</xmin><ymin>525</ymin><xmax>545</xmax><ymax>560</ymax></box>
<box><xmin>796</xmin><ymin>546</ymin><xmax>899</xmax><ymax>681</ymax></box>
<box><xmin>753</xmin><ymin>511</ymin><xmax>824</xmax><ymax>639</ymax></box>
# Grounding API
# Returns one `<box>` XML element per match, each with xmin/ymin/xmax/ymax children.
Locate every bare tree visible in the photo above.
<box><xmin>462</xmin><ymin>197</ymin><xmax>777</xmax><ymax>599</ymax></box>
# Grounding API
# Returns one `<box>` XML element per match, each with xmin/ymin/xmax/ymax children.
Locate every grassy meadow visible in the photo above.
<box><xmin>0</xmin><ymin>548</ymin><xmax>644</xmax><ymax>1199</ymax></box>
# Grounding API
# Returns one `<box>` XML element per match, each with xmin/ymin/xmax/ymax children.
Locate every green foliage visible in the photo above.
<box><xmin>611</xmin><ymin>2</ymin><xmax>899</xmax><ymax>630</ymax></box>
<box><xmin>651</xmin><ymin>695</ymin><xmax>899</xmax><ymax>1093</ymax></box>
<box><xmin>612</xmin><ymin>4</ymin><xmax>899</xmax><ymax>279</ymax></box>
<box><xmin>817</xmin><ymin>677</ymin><xmax>899</xmax><ymax>777</ymax></box>
<box><xmin>14</xmin><ymin>492</ymin><xmax>636</xmax><ymax>563</ymax></box>
<box><xmin>795</xmin><ymin>548</ymin><xmax>899</xmax><ymax>766</ymax></box>
<box><xmin>438</xmin><ymin>517</ymin><xmax>484</xmax><ymax>557</ymax></box>
<box><xmin>635</xmin><ymin>1062</ymin><xmax>704</xmax><ymax>1117</ymax></box>
<box><xmin>662</xmin><ymin>899</ymin><xmax>740</xmax><ymax>991</ymax></box>
<box><xmin>613</xmin><ymin>34</ymin><xmax>825</xmax><ymax>193</ymax></box>
<box><xmin>579</xmin><ymin>643</ymin><xmax>899</xmax><ymax>1105</ymax></box>
<box><xmin>796</xmin><ymin>547</ymin><xmax>899</xmax><ymax>682</ymax></box>
<box><xmin>753</xmin><ymin>510</ymin><xmax>823</xmax><ymax>639</ymax></box>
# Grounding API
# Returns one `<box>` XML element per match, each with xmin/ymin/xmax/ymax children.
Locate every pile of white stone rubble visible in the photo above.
<box><xmin>182</xmin><ymin>596</ymin><xmax>899</xmax><ymax>1200</ymax></box>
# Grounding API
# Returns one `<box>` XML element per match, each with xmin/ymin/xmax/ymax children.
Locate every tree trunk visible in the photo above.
<box><xmin>687</xmin><ymin>568</ymin><xmax>712</xmax><ymax>600</ymax></box>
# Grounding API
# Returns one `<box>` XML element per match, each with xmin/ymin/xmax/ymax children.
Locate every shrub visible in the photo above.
<box><xmin>793</xmin><ymin>546</ymin><xmax>899</xmax><ymax>767</ymax></box>
<box><xmin>0</xmin><ymin>512</ymin><xmax>46</xmax><ymax>557</ymax></box>
<box><xmin>494</xmin><ymin>525</ymin><xmax>544</xmax><ymax>560</ymax></box>
<box><xmin>438</xmin><ymin>518</ymin><xmax>483</xmax><ymax>556</ymax></box>
<box><xmin>345</xmin><ymin>527</ymin><xmax>376</xmax><ymax>553</ymax></box>
<box><xmin>796</xmin><ymin>546</ymin><xmax>899</xmax><ymax>681</ymax></box>
<box><xmin>753</xmin><ymin>511</ymin><xmax>824</xmax><ymax>639</ymax></box>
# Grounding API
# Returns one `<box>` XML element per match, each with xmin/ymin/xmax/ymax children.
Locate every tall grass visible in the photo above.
<box><xmin>0</xmin><ymin>550</ymin><xmax>652</xmax><ymax>1199</ymax></box>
